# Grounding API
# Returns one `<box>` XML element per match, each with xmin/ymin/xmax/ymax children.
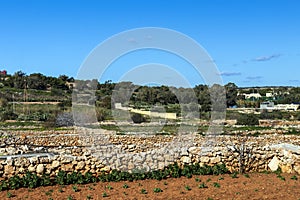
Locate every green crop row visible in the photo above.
<box><xmin>0</xmin><ymin>163</ymin><xmax>229</xmax><ymax>191</ymax></box>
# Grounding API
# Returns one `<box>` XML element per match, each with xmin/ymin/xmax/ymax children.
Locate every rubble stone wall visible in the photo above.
<box><xmin>1</xmin><ymin>134</ymin><xmax>300</xmax><ymax>178</ymax></box>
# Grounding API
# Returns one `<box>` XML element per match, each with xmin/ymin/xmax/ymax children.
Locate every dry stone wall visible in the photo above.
<box><xmin>1</xmin><ymin>131</ymin><xmax>300</xmax><ymax>178</ymax></box>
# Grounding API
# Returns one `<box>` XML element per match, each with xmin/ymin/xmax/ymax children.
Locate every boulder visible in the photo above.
<box><xmin>36</xmin><ymin>164</ymin><xmax>44</xmax><ymax>174</ymax></box>
<box><xmin>210</xmin><ymin>156</ymin><xmax>221</xmax><ymax>164</ymax></box>
<box><xmin>28</xmin><ymin>165</ymin><xmax>36</xmax><ymax>172</ymax></box>
<box><xmin>101</xmin><ymin>166</ymin><xmax>111</xmax><ymax>172</ymax></box>
<box><xmin>280</xmin><ymin>163</ymin><xmax>292</xmax><ymax>173</ymax></box>
<box><xmin>52</xmin><ymin>160</ymin><xmax>60</xmax><ymax>169</ymax></box>
<box><xmin>200</xmin><ymin>156</ymin><xmax>210</xmax><ymax>163</ymax></box>
<box><xmin>180</xmin><ymin>156</ymin><xmax>191</xmax><ymax>164</ymax></box>
<box><xmin>294</xmin><ymin>165</ymin><xmax>300</xmax><ymax>174</ymax></box>
<box><xmin>268</xmin><ymin>156</ymin><xmax>280</xmax><ymax>171</ymax></box>
<box><xmin>76</xmin><ymin>161</ymin><xmax>86</xmax><ymax>170</ymax></box>
<box><xmin>4</xmin><ymin>165</ymin><xmax>15</xmax><ymax>175</ymax></box>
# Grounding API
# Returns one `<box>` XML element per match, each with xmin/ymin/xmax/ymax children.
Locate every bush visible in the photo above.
<box><xmin>236</xmin><ymin>114</ymin><xmax>259</xmax><ymax>126</ymax></box>
<box><xmin>260</xmin><ymin>110</ymin><xmax>283</xmax><ymax>120</ymax></box>
<box><xmin>0</xmin><ymin>110</ymin><xmax>18</xmax><ymax>121</ymax></box>
<box><xmin>131</xmin><ymin>113</ymin><xmax>146</xmax><ymax>123</ymax></box>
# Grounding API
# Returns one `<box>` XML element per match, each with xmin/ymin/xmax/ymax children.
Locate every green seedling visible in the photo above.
<box><xmin>153</xmin><ymin>187</ymin><xmax>163</xmax><ymax>193</ymax></box>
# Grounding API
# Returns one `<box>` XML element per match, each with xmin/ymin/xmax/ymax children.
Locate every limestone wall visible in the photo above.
<box><xmin>1</xmin><ymin>134</ymin><xmax>300</xmax><ymax>178</ymax></box>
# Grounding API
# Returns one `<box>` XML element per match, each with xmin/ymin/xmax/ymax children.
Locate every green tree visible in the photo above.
<box><xmin>225</xmin><ymin>82</ymin><xmax>238</xmax><ymax>107</ymax></box>
<box><xmin>12</xmin><ymin>71</ymin><xmax>26</xmax><ymax>89</ymax></box>
<box><xmin>27</xmin><ymin>73</ymin><xmax>47</xmax><ymax>90</ymax></box>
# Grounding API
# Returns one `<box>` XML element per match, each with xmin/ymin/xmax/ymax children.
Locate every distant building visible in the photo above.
<box><xmin>274</xmin><ymin>104</ymin><xmax>299</xmax><ymax>111</ymax></box>
<box><xmin>265</xmin><ymin>92</ymin><xmax>274</xmax><ymax>98</ymax></box>
<box><xmin>260</xmin><ymin>101</ymin><xmax>299</xmax><ymax>111</ymax></box>
<box><xmin>244</xmin><ymin>93</ymin><xmax>262</xmax><ymax>99</ymax></box>
<box><xmin>0</xmin><ymin>70</ymin><xmax>7</xmax><ymax>76</ymax></box>
<box><xmin>260</xmin><ymin>101</ymin><xmax>275</xmax><ymax>110</ymax></box>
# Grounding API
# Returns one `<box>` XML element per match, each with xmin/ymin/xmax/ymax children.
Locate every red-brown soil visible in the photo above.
<box><xmin>0</xmin><ymin>173</ymin><xmax>299</xmax><ymax>200</ymax></box>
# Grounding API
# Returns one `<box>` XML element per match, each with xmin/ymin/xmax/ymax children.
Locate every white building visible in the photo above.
<box><xmin>260</xmin><ymin>101</ymin><xmax>299</xmax><ymax>111</ymax></box>
<box><xmin>274</xmin><ymin>104</ymin><xmax>299</xmax><ymax>111</ymax></box>
<box><xmin>266</xmin><ymin>92</ymin><xmax>274</xmax><ymax>98</ymax></box>
<box><xmin>260</xmin><ymin>101</ymin><xmax>274</xmax><ymax>110</ymax></box>
<box><xmin>244</xmin><ymin>93</ymin><xmax>262</xmax><ymax>99</ymax></box>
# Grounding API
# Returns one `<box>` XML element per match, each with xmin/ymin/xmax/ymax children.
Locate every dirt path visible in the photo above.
<box><xmin>0</xmin><ymin>173</ymin><xmax>299</xmax><ymax>200</ymax></box>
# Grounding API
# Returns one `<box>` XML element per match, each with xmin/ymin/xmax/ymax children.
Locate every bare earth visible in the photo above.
<box><xmin>1</xmin><ymin>173</ymin><xmax>300</xmax><ymax>200</ymax></box>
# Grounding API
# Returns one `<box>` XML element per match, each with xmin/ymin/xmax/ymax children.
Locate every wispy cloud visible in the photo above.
<box><xmin>218</xmin><ymin>72</ymin><xmax>242</xmax><ymax>76</ymax></box>
<box><xmin>252</xmin><ymin>54</ymin><xmax>281</xmax><ymax>62</ymax></box>
<box><xmin>246</xmin><ymin>76</ymin><xmax>263</xmax><ymax>80</ymax></box>
<box><xmin>289</xmin><ymin>79</ymin><xmax>300</xmax><ymax>83</ymax></box>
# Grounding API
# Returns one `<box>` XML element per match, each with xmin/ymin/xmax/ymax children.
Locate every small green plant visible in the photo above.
<box><xmin>141</xmin><ymin>188</ymin><xmax>147</xmax><ymax>194</ymax></box>
<box><xmin>45</xmin><ymin>191</ymin><xmax>51</xmax><ymax>196</ymax></box>
<box><xmin>244</xmin><ymin>174</ymin><xmax>250</xmax><ymax>178</ymax></box>
<box><xmin>206</xmin><ymin>178</ymin><xmax>211</xmax><ymax>182</ymax></box>
<box><xmin>138</xmin><ymin>183</ymin><xmax>143</xmax><ymax>187</ymax></box>
<box><xmin>123</xmin><ymin>183</ymin><xmax>129</xmax><ymax>188</ymax></box>
<box><xmin>218</xmin><ymin>177</ymin><xmax>224</xmax><ymax>180</ymax></box>
<box><xmin>48</xmin><ymin>198</ymin><xmax>53</xmax><ymax>200</ymax></box>
<box><xmin>213</xmin><ymin>182</ymin><xmax>220</xmax><ymax>188</ymax></box>
<box><xmin>123</xmin><ymin>191</ymin><xmax>128</xmax><ymax>196</ymax></box>
<box><xmin>277</xmin><ymin>174</ymin><xmax>285</xmax><ymax>181</ymax></box>
<box><xmin>274</xmin><ymin>167</ymin><xmax>282</xmax><ymax>175</ymax></box>
<box><xmin>88</xmin><ymin>185</ymin><xmax>94</xmax><ymax>190</ymax></box>
<box><xmin>72</xmin><ymin>185</ymin><xmax>79</xmax><ymax>192</ymax></box>
<box><xmin>153</xmin><ymin>187</ymin><xmax>163</xmax><ymax>193</ymax></box>
<box><xmin>58</xmin><ymin>187</ymin><xmax>64</xmax><ymax>193</ymax></box>
<box><xmin>291</xmin><ymin>175</ymin><xmax>298</xmax><ymax>180</ymax></box>
<box><xmin>102</xmin><ymin>192</ymin><xmax>108</xmax><ymax>197</ymax></box>
<box><xmin>163</xmin><ymin>181</ymin><xmax>168</xmax><ymax>185</ymax></box>
<box><xmin>86</xmin><ymin>195</ymin><xmax>93</xmax><ymax>200</ymax></box>
<box><xmin>261</xmin><ymin>170</ymin><xmax>270</xmax><ymax>174</ymax></box>
<box><xmin>195</xmin><ymin>177</ymin><xmax>201</xmax><ymax>182</ymax></box>
<box><xmin>107</xmin><ymin>185</ymin><xmax>113</xmax><ymax>190</ymax></box>
<box><xmin>254</xmin><ymin>188</ymin><xmax>259</xmax><ymax>192</ymax></box>
<box><xmin>231</xmin><ymin>172</ymin><xmax>238</xmax><ymax>178</ymax></box>
<box><xmin>67</xmin><ymin>196</ymin><xmax>73</xmax><ymax>200</ymax></box>
<box><xmin>207</xmin><ymin>198</ymin><xmax>213</xmax><ymax>200</ymax></box>
<box><xmin>45</xmin><ymin>189</ymin><xmax>53</xmax><ymax>196</ymax></box>
<box><xmin>198</xmin><ymin>183</ymin><xmax>208</xmax><ymax>188</ymax></box>
<box><xmin>184</xmin><ymin>185</ymin><xmax>191</xmax><ymax>191</ymax></box>
<box><xmin>6</xmin><ymin>191</ymin><xmax>13</xmax><ymax>198</ymax></box>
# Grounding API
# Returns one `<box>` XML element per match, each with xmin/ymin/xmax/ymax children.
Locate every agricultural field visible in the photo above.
<box><xmin>0</xmin><ymin>171</ymin><xmax>299</xmax><ymax>199</ymax></box>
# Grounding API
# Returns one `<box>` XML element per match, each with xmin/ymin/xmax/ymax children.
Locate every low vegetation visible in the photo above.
<box><xmin>0</xmin><ymin>163</ymin><xmax>228</xmax><ymax>191</ymax></box>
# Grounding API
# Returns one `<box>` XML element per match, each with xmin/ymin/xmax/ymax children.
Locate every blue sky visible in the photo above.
<box><xmin>0</xmin><ymin>0</ymin><xmax>299</xmax><ymax>87</ymax></box>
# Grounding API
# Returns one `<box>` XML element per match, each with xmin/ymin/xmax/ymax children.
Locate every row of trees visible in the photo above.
<box><xmin>0</xmin><ymin>71</ymin><xmax>74</xmax><ymax>91</ymax></box>
<box><xmin>94</xmin><ymin>81</ymin><xmax>235</xmax><ymax>111</ymax></box>
<box><xmin>1</xmin><ymin>71</ymin><xmax>300</xmax><ymax>111</ymax></box>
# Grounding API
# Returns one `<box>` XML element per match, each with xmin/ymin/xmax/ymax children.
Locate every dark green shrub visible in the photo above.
<box><xmin>131</xmin><ymin>113</ymin><xmax>146</xmax><ymax>123</ymax></box>
<box><xmin>236</xmin><ymin>114</ymin><xmax>259</xmax><ymax>126</ymax></box>
<box><xmin>260</xmin><ymin>110</ymin><xmax>283</xmax><ymax>120</ymax></box>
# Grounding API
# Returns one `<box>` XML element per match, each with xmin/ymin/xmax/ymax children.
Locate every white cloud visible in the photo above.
<box><xmin>218</xmin><ymin>72</ymin><xmax>241</xmax><ymax>76</ymax></box>
<box><xmin>253</xmin><ymin>54</ymin><xmax>281</xmax><ymax>62</ymax></box>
